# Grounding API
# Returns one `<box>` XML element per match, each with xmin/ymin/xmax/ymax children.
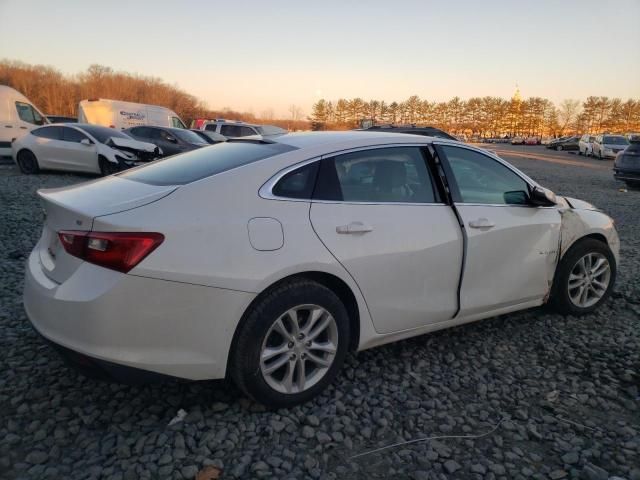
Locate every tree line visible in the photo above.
<box><xmin>310</xmin><ymin>95</ymin><xmax>640</xmax><ymax>137</ymax></box>
<box><xmin>0</xmin><ymin>60</ymin><xmax>309</xmax><ymax>130</ymax></box>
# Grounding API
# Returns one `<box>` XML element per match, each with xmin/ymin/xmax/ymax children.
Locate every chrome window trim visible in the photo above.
<box><xmin>259</xmin><ymin>143</ymin><xmax>447</xmax><ymax>206</ymax></box>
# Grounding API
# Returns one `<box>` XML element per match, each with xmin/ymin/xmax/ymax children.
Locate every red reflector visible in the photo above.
<box><xmin>58</xmin><ymin>231</ymin><xmax>164</xmax><ymax>273</ymax></box>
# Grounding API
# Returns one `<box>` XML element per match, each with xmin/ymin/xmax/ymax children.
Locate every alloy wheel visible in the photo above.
<box><xmin>260</xmin><ymin>304</ymin><xmax>338</xmax><ymax>394</ymax></box>
<box><xmin>567</xmin><ymin>252</ymin><xmax>611</xmax><ymax>308</ymax></box>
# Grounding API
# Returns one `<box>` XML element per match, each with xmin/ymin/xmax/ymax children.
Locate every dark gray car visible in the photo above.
<box><xmin>125</xmin><ymin>126</ymin><xmax>209</xmax><ymax>157</ymax></box>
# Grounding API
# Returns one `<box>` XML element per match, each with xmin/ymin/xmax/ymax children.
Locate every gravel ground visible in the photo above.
<box><xmin>0</xmin><ymin>150</ymin><xmax>638</xmax><ymax>480</ymax></box>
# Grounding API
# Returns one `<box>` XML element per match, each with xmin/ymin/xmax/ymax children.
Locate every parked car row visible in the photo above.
<box><xmin>12</xmin><ymin>124</ymin><xmax>160</xmax><ymax>176</ymax></box>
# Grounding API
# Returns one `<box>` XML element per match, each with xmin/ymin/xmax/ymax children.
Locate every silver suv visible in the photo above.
<box><xmin>202</xmin><ymin>120</ymin><xmax>286</xmax><ymax>138</ymax></box>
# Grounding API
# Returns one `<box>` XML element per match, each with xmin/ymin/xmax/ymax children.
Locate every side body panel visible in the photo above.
<box><xmin>455</xmin><ymin>205</ymin><xmax>561</xmax><ymax>316</ymax></box>
<box><xmin>309</xmin><ymin>202</ymin><xmax>462</xmax><ymax>333</ymax></box>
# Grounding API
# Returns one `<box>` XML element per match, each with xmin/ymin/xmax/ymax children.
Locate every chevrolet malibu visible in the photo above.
<box><xmin>24</xmin><ymin>132</ymin><xmax>620</xmax><ymax>407</ymax></box>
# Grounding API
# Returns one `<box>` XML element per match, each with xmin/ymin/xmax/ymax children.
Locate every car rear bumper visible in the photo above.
<box><xmin>614</xmin><ymin>169</ymin><xmax>640</xmax><ymax>182</ymax></box>
<box><xmin>23</xmin><ymin>249</ymin><xmax>255</xmax><ymax>381</ymax></box>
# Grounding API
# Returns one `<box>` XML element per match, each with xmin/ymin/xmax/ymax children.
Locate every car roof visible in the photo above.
<box><xmin>265</xmin><ymin>130</ymin><xmax>446</xmax><ymax>150</ymax></box>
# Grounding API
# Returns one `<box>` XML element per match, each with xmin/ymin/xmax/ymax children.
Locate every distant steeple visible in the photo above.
<box><xmin>512</xmin><ymin>83</ymin><xmax>522</xmax><ymax>103</ymax></box>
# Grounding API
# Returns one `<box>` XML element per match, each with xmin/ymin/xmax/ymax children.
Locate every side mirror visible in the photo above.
<box><xmin>529</xmin><ymin>186</ymin><xmax>556</xmax><ymax>206</ymax></box>
<box><xmin>80</xmin><ymin>138</ymin><xmax>92</xmax><ymax>146</ymax></box>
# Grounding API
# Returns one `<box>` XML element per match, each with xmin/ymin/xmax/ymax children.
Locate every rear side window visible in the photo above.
<box><xmin>204</xmin><ymin>123</ymin><xmax>218</xmax><ymax>132</ymax></box>
<box><xmin>272</xmin><ymin>162</ymin><xmax>319</xmax><ymax>199</ymax></box>
<box><xmin>119</xmin><ymin>141</ymin><xmax>298</xmax><ymax>186</ymax></box>
<box><xmin>313</xmin><ymin>147</ymin><xmax>437</xmax><ymax>203</ymax></box>
<box><xmin>32</xmin><ymin>126</ymin><xmax>62</xmax><ymax>140</ymax></box>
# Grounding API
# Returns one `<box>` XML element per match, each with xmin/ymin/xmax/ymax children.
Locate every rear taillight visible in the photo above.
<box><xmin>58</xmin><ymin>231</ymin><xmax>164</xmax><ymax>273</ymax></box>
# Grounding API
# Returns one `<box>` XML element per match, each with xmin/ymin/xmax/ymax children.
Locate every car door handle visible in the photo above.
<box><xmin>468</xmin><ymin>218</ymin><xmax>495</xmax><ymax>229</ymax></box>
<box><xmin>336</xmin><ymin>222</ymin><xmax>373</xmax><ymax>234</ymax></box>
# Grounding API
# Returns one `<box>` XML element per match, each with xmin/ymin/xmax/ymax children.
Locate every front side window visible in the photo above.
<box><xmin>204</xmin><ymin>123</ymin><xmax>219</xmax><ymax>132</ymax></box>
<box><xmin>440</xmin><ymin>146</ymin><xmax>529</xmax><ymax>205</ymax></box>
<box><xmin>171</xmin><ymin>116</ymin><xmax>186</xmax><ymax>129</ymax></box>
<box><xmin>314</xmin><ymin>147</ymin><xmax>437</xmax><ymax>203</ymax></box>
<box><xmin>130</xmin><ymin>127</ymin><xmax>152</xmax><ymax>138</ymax></box>
<box><xmin>238</xmin><ymin>126</ymin><xmax>257</xmax><ymax>137</ymax></box>
<box><xmin>16</xmin><ymin>102</ymin><xmax>45</xmax><ymax>125</ymax></box>
<box><xmin>62</xmin><ymin>127</ymin><xmax>89</xmax><ymax>143</ymax></box>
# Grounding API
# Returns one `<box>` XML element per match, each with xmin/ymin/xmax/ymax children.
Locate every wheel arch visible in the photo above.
<box><xmin>226</xmin><ymin>270</ymin><xmax>362</xmax><ymax>377</ymax></box>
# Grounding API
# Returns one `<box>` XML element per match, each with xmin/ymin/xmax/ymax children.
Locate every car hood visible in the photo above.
<box><xmin>107</xmin><ymin>137</ymin><xmax>158</xmax><ymax>153</ymax></box>
<box><xmin>562</xmin><ymin>196</ymin><xmax>597</xmax><ymax>211</ymax></box>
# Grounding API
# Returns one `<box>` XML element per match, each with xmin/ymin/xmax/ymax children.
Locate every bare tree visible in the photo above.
<box><xmin>558</xmin><ymin>99</ymin><xmax>581</xmax><ymax>135</ymax></box>
<box><xmin>288</xmin><ymin>104</ymin><xmax>303</xmax><ymax>121</ymax></box>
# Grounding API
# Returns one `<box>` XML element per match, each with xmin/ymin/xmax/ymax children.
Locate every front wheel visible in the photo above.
<box><xmin>549</xmin><ymin>238</ymin><xmax>616</xmax><ymax>315</ymax></box>
<box><xmin>99</xmin><ymin>156</ymin><xmax>120</xmax><ymax>176</ymax></box>
<box><xmin>230</xmin><ymin>279</ymin><xmax>350</xmax><ymax>408</ymax></box>
<box><xmin>16</xmin><ymin>150</ymin><xmax>40</xmax><ymax>174</ymax></box>
<box><xmin>556</xmin><ymin>145</ymin><xmax>563</xmax><ymax>151</ymax></box>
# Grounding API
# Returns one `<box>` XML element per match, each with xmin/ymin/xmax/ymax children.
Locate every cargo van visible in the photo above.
<box><xmin>0</xmin><ymin>85</ymin><xmax>48</xmax><ymax>159</ymax></box>
<box><xmin>78</xmin><ymin>99</ymin><xmax>186</xmax><ymax>131</ymax></box>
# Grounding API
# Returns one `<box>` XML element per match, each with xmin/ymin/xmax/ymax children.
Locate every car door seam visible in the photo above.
<box><xmin>306</xmin><ymin>200</ymin><xmax>380</xmax><ymax>334</ymax></box>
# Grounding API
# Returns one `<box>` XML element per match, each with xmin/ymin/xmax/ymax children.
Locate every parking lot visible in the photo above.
<box><xmin>0</xmin><ymin>145</ymin><xmax>638</xmax><ymax>480</ymax></box>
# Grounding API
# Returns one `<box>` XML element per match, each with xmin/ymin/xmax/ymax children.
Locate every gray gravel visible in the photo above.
<box><xmin>1</xmin><ymin>148</ymin><xmax>639</xmax><ymax>480</ymax></box>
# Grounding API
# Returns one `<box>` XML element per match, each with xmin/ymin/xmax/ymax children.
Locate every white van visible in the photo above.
<box><xmin>0</xmin><ymin>85</ymin><xmax>48</xmax><ymax>159</ymax></box>
<box><xmin>78</xmin><ymin>99</ymin><xmax>187</xmax><ymax>131</ymax></box>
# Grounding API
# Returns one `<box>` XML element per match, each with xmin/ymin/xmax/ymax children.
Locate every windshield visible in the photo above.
<box><xmin>173</xmin><ymin>129</ymin><xmax>209</xmax><ymax>145</ymax></box>
<box><xmin>119</xmin><ymin>141</ymin><xmax>297</xmax><ymax>186</ymax></box>
<box><xmin>79</xmin><ymin>125</ymin><xmax>131</xmax><ymax>143</ymax></box>
<box><xmin>603</xmin><ymin>136</ymin><xmax>629</xmax><ymax>145</ymax></box>
<box><xmin>256</xmin><ymin>125</ymin><xmax>287</xmax><ymax>136</ymax></box>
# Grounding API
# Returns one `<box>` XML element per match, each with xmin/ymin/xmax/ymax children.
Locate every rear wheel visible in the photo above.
<box><xmin>99</xmin><ymin>156</ymin><xmax>120</xmax><ymax>176</ymax></box>
<box><xmin>16</xmin><ymin>150</ymin><xmax>40</xmax><ymax>174</ymax></box>
<box><xmin>626</xmin><ymin>181</ymin><xmax>640</xmax><ymax>190</ymax></box>
<box><xmin>230</xmin><ymin>279</ymin><xmax>350</xmax><ymax>408</ymax></box>
<box><xmin>556</xmin><ymin>145</ymin><xmax>563</xmax><ymax>151</ymax></box>
<box><xmin>549</xmin><ymin>238</ymin><xmax>616</xmax><ymax>315</ymax></box>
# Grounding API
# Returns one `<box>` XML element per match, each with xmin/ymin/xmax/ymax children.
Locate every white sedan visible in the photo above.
<box><xmin>24</xmin><ymin>132</ymin><xmax>620</xmax><ymax>407</ymax></box>
<box><xmin>12</xmin><ymin>123</ymin><xmax>160</xmax><ymax>176</ymax></box>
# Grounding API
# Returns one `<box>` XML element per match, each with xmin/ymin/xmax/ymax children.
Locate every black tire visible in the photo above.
<box><xmin>556</xmin><ymin>145</ymin><xmax>563</xmax><ymax>151</ymax></box>
<box><xmin>626</xmin><ymin>181</ymin><xmax>640</xmax><ymax>190</ymax></box>
<box><xmin>229</xmin><ymin>279</ymin><xmax>350</xmax><ymax>408</ymax></box>
<box><xmin>549</xmin><ymin>238</ymin><xmax>616</xmax><ymax>315</ymax></box>
<box><xmin>16</xmin><ymin>150</ymin><xmax>40</xmax><ymax>174</ymax></box>
<box><xmin>99</xmin><ymin>156</ymin><xmax>120</xmax><ymax>176</ymax></box>
<box><xmin>598</xmin><ymin>150</ymin><xmax>603</xmax><ymax>160</ymax></box>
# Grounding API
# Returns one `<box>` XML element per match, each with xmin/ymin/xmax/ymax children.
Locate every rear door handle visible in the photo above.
<box><xmin>468</xmin><ymin>218</ymin><xmax>495</xmax><ymax>229</ymax></box>
<box><xmin>336</xmin><ymin>221</ymin><xmax>373</xmax><ymax>234</ymax></box>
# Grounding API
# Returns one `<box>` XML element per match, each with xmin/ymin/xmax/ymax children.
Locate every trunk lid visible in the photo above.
<box><xmin>36</xmin><ymin>176</ymin><xmax>177</xmax><ymax>283</ymax></box>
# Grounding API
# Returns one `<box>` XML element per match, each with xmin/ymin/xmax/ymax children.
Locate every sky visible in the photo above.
<box><xmin>1</xmin><ymin>0</ymin><xmax>639</xmax><ymax>117</ymax></box>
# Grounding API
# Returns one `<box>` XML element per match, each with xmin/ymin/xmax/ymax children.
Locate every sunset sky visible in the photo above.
<box><xmin>1</xmin><ymin>0</ymin><xmax>639</xmax><ymax>117</ymax></box>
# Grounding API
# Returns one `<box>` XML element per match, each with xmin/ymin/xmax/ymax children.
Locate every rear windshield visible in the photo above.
<box><xmin>173</xmin><ymin>129</ymin><xmax>209</xmax><ymax>145</ymax></box>
<box><xmin>80</xmin><ymin>125</ymin><xmax>131</xmax><ymax>143</ymax></box>
<box><xmin>119</xmin><ymin>141</ymin><xmax>297</xmax><ymax>186</ymax></box>
<box><xmin>603</xmin><ymin>136</ymin><xmax>629</xmax><ymax>145</ymax></box>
